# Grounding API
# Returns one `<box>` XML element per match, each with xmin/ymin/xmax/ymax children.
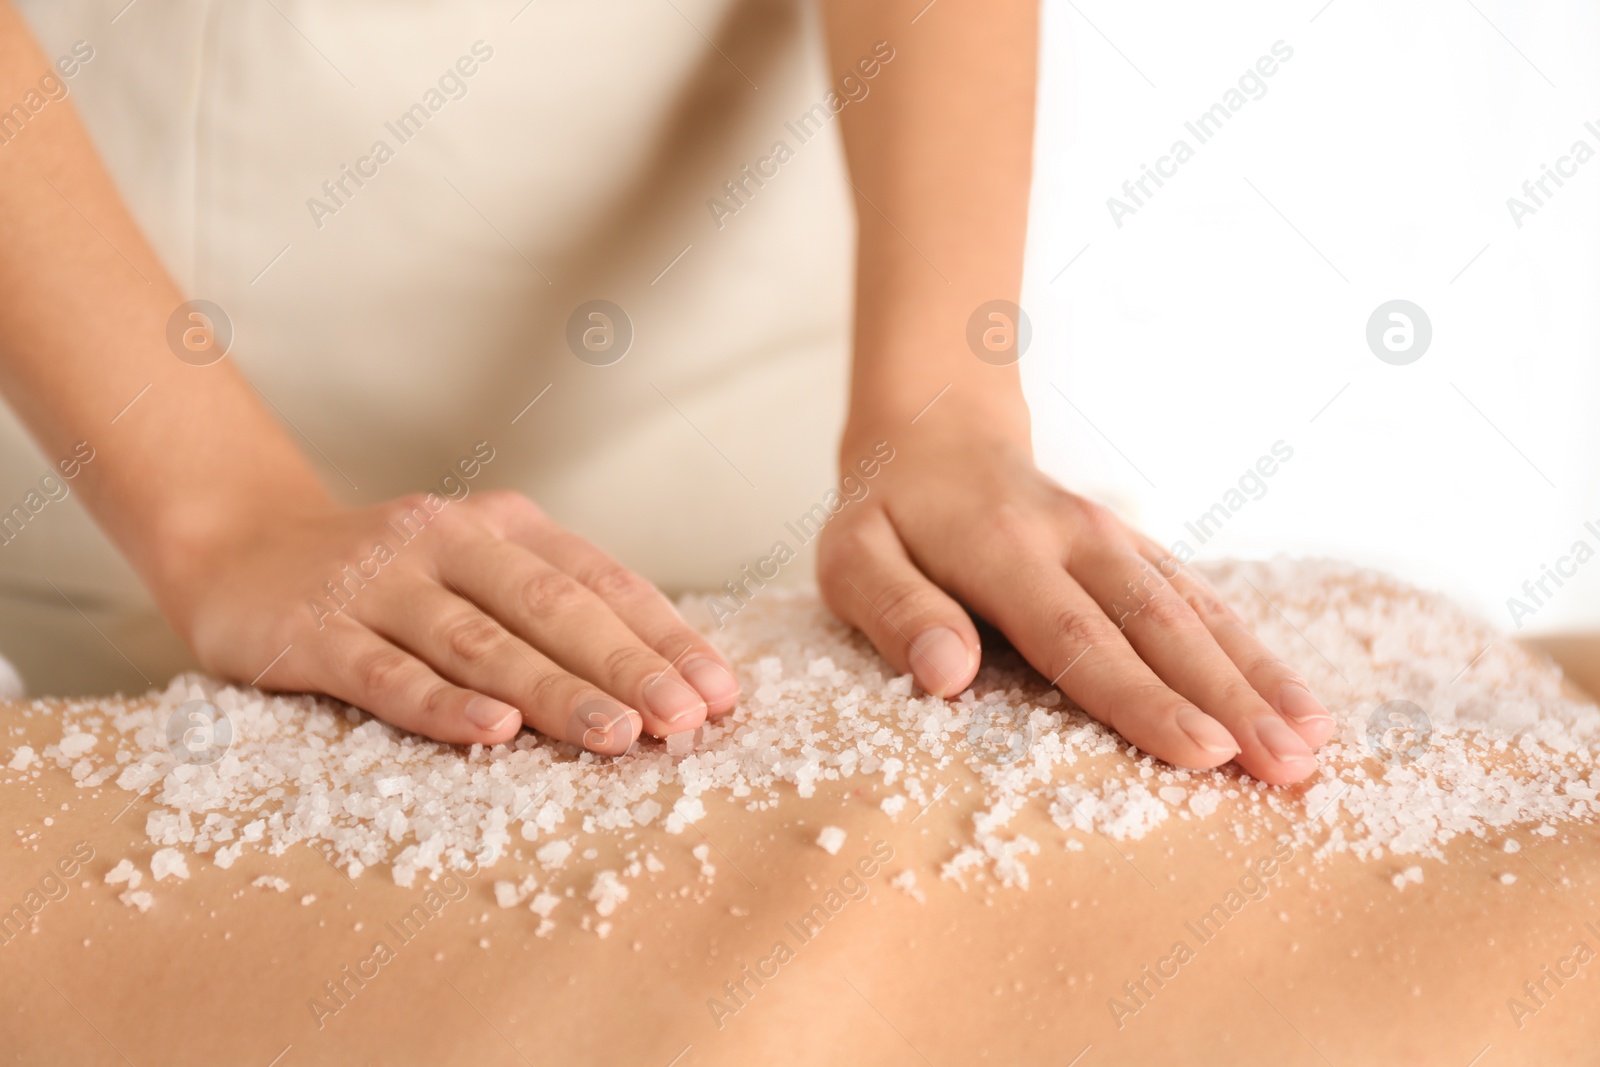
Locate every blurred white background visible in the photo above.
<box><xmin>1022</xmin><ymin>0</ymin><xmax>1600</xmax><ymax>634</ymax></box>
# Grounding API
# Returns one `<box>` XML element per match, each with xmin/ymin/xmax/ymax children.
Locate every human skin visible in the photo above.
<box><xmin>1</xmin><ymin>682</ymin><xmax>1597</xmax><ymax>1066</ymax></box>
<box><xmin>816</xmin><ymin>0</ymin><xmax>1330</xmax><ymax>784</ymax></box>
<box><xmin>0</xmin><ymin>0</ymin><xmax>1328</xmax><ymax>779</ymax></box>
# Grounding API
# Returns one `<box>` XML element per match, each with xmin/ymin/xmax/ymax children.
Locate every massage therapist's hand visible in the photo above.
<box><xmin>162</xmin><ymin>490</ymin><xmax>739</xmax><ymax>752</ymax></box>
<box><xmin>816</xmin><ymin>416</ymin><xmax>1335</xmax><ymax>786</ymax></box>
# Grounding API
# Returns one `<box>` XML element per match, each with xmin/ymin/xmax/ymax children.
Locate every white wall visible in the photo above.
<box><xmin>1024</xmin><ymin>0</ymin><xmax>1600</xmax><ymax>634</ymax></box>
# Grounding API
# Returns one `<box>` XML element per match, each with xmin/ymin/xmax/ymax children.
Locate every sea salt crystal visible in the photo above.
<box><xmin>891</xmin><ymin>870</ymin><xmax>925</xmax><ymax>903</ymax></box>
<box><xmin>880</xmin><ymin>796</ymin><xmax>908</xmax><ymax>818</ymax></box>
<box><xmin>1504</xmin><ymin>840</ymin><xmax>1521</xmax><ymax>853</ymax></box>
<box><xmin>300</xmin><ymin>894</ymin><xmax>316</xmax><ymax>906</ymax></box>
<box><xmin>1391</xmin><ymin>866</ymin><xmax>1423</xmax><ymax>890</ymax></box>
<box><xmin>119</xmin><ymin>889</ymin><xmax>153</xmax><ymax>912</ymax></box>
<box><xmin>253</xmin><ymin>876</ymin><xmax>290</xmax><ymax>893</ymax></box>
<box><xmin>529</xmin><ymin>891</ymin><xmax>561</xmax><ymax>919</ymax></box>
<box><xmin>150</xmin><ymin>848</ymin><xmax>189</xmax><ymax>882</ymax></box>
<box><xmin>692</xmin><ymin>843</ymin><xmax>716</xmax><ymax>879</ymax></box>
<box><xmin>536</xmin><ymin>840</ymin><xmax>573</xmax><ymax>869</ymax></box>
<box><xmin>589</xmin><ymin>871</ymin><xmax>629</xmax><ymax>918</ymax></box>
<box><xmin>816</xmin><ymin>827</ymin><xmax>846</xmax><ymax>855</ymax></box>
<box><xmin>1499</xmin><ymin>873</ymin><xmax>1517</xmax><ymax>885</ymax></box>
<box><xmin>103</xmin><ymin>859</ymin><xmax>141</xmax><ymax>889</ymax></box>
<box><xmin>7</xmin><ymin>746</ymin><xmax>36</xmax><ymax>771</ymax></box>
<box><xmin>664</xmin><ymin>796</ymin><xmax>705</xmax><ymax>834</ymax></box>
<box><xmin>58</xmin><ymin>733</ymin><xmax>95</xmax><ymax>758</ymax></box>
<box><xmin>23</xmin><ymin>560</ymin><xmax>1600</xmax><ymax>910</ymax></box>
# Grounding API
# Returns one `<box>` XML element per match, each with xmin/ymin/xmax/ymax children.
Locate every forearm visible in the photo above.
<box><xmin>0</xmin><ymin>2</ymin><xmax>329</xmax><ymax>610</ymax></box>
<box><xmin>820</xmin><ymin>0</ymin><xmax>1038</xmax><ymax>446</ymax></box>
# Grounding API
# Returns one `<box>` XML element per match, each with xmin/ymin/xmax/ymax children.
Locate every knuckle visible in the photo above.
<box><xmin>416</xmin><ymin>682</ymin><xmax>457</xmax><ymax>721</ymax></box>
<box><xmin>356</xmin><ymin>647</ymin><xmax>415</xmax><ymax>699</ymax></box>
<box><xmin>516</xmin><ymin>569</ymin><xmax>587</xmax><ymax>617</ymax></box>
<box><xmin>872</xmin><ymin>578</ymin><xmax>942</xmax><ymax>632</ymax></box>
<box><xmin>441</xmin><ymin>613</ymin><xmax>504</xmax><ymax>664</ymax></box>
<box><xmin>588</xmin><ymin>563</ymin><xmax>654</xmax><ymax>603</ymax></box>
<box><xmin>601</xmin><ymin>642</ymin><xmax>658</xmax><ymax>684</ymax></box>
<box><xmin>379</xmin><ymin>494</ymin><xmax>445</xmax><ymax>538</ymax></box>
<box><xmin>1183</xmin><ymin>589</ymin><xmax>1231</xmax><ymax>624</ymax></box>
<box><xmin>525</xmin><ymin>668</ymin><xmax>573</xmax><ymax>712</ymax></box>
<box><xmin>1216</xmin><ymin>676</ymin><xmax>1266</xmax><ymax>711</ymax></box>
<box><xmin>988</xmin><ymin>502</ymin><xmax>1048</xmax><ymax>551</ymax></box>
<box><xmin>1244</xmin><ymin>651</ymin><xmax>1292</xmax><ymax>681</ymax></box>
<box><xmin>1052</xmin><ymin>607</ymin><xmax>1110</xmax><ymax>651</ymax></box>
<box><xmin>1075</xmin><ymin>500</ymin><xmax>1125</xmax><ymax>541</ymax></box>
<box><xmin>475</xmin><ymin>488</ymin><xmax>542</xmax><ymax>522</ymax></box>
<box><xmin>1140</xmin><ymin>590</ymin><xmax>1196</xmax><ymax>629</ymax></box>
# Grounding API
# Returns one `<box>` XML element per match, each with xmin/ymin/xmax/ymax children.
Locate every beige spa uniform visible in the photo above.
<box><xmin>1</xmin><ymin>0</ymin><xmax>854</xmax><ymax>695</ymax></box>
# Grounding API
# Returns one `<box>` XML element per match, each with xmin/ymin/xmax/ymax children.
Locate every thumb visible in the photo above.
<box><xmin>818</xmin><ymin>508</ymin><xmax>980</xmax><ymax>697</ymax></box>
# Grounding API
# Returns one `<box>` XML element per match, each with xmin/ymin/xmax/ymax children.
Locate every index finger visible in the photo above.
<box><xmin>950</xmin><ymin>552</ymin><xmax>1241</xmax><ymax>770</ymax></box>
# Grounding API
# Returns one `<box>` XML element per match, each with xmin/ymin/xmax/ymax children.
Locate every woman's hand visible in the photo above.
<box><xmin>817</xmin><ymin>417</ymin><xmax>1335</xmax><ymax>785</ymax></box>
<box><xmin>160</xmin><ymin>490</ymin><xmax>740</xmax><ymax>753</ymax></box>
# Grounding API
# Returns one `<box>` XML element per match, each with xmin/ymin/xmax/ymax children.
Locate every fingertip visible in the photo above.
<box><xmin>1173</xmin><ymin>705</ymin><xmax>1240</xmax><ymax>765</ymax></box>
<box><xmin>1248</xmin><ymin>717</ymin><xmax>1319</xmax><ymax>784</ymax></box>
<box><xmin>465</xmin><ymin>695</ymin><xmax>522</xmax><ymax>743</ymax></box>
<box><xmin>681</xmin><ymin>656</ymin><xmax>740</xmax><ymax>717</ymax></box>
<box><xmin>573</xmin><ymin>698</ymin><xmax>642</xmax><ymax>756</ymax></box>
<box><xmin>641</xmin><ymin>669</ymin><xmax>709</xmax><ymax>734</ymax></box>
<box><xmin>1278</xmin><ymin>683</ymin><xmax>1337</xmax><ymax>748</ymax></box>
<box><xmin>909</xmin><ymin>625</ymin><xmax>977</xmax><ymax>698</ymax></box>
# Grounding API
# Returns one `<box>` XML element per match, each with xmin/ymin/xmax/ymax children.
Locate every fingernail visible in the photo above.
<box><xmin>574</xmin><ymin>700</ymin><xmax>640</xmax><ymax>753</ymax></box>
<box><xmin>1279</xmin><ymin>683</ymin><xmax>1332</xmax><ymax>725</ymax></box>
<box><xmin>643</xmin><ymin>671</ymin><xmax>707</xmax><ymax>724</ymax></box>
<box><xmin>908</xmin><ymin>626</ymin><xmax>972</xmax><ymax>697</ymax></box>
<box><xmin>466</xmin><ymin>695</ymin><xmax>519</xmax><ymax>733</ymax></box>
<box><xmin>1176</xmin><ymin>706</ymin><xmax>1239</xmax><ymax>757</ymax></box>
<box><xmin>681</xmin><ymin>657</ymin><xmax>739</xmax><ymax>706</ymax></box>
<box><xmin>1256</xmin><ymin>717</ymin><xmax>1315</xmax><ymax>764</ymax></box>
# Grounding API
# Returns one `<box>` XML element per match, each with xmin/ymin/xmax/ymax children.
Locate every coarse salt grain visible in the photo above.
<box><xmin>816</xmin><ymin>827</ymin><xmax>846</xmax><ymax>855</ymax></box>
<box><xmin>150</xmin><ymin>848</ymin><xmax>189</xmax><ymax>882</ymax></box>
<box><xmin>120</xmin><ymin>889</ymin><xmax>153</xmax><ymax>912</ymax></box>
<box><xmin>18</xmin><ymin>559</ymin><xmax>1597</xmax><ymax>937</ymax></box>
<box><xmin>103</xmin><ymin>859</ymin><xmax>141</xmax><ymax>889</ymax></box>
<box><xmin>891</xmin><ymin>870</ymin><xmax>925</xmax><ymax>903</ymax></box>
<box><xmin>588</xmin><ymin>871</ymin><xmax>629</xmax><ymax>917</ymax></box>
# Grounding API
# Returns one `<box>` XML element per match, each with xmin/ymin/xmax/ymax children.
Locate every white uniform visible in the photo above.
<box><xmin>0</xmin><ymin>0</ymin><xmax>854</xmax><ymax>693</ymax></box>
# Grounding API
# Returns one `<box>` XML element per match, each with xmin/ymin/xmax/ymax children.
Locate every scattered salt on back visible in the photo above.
<box><xmin>17</xmin><ymin>560</ymin><xmax>1599</xmax><ymax>937</ymax></box>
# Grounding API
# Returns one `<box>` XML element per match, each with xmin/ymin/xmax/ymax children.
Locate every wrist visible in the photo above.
<box><xmin>140</xmin><ymin>477</ymin><xmax>337</xmax><ymax>625</ymax></box>
<box><xmin>841</xmin><ymin>387</ymin><xmax>1032</xmax><ymax>467</ymax></box>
